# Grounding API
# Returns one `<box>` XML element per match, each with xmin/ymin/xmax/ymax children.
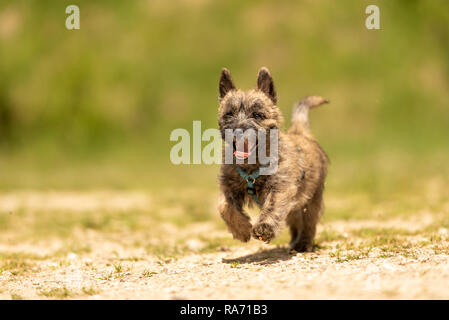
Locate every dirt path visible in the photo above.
<box><xmin>1</xmin><ymin>241</ymin><xmax>449</xmax><ymax>299</ymax></box>
<box><xmin>0</xmin><ymin>191</ymin><xmax>448</xmax><ymax>299</ymax></box>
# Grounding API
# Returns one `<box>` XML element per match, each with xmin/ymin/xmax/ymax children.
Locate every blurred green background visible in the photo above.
<box><xmin>0</xmin><ymin>0</ymin><xmax>448</xmax><ymax>194</ymax></box>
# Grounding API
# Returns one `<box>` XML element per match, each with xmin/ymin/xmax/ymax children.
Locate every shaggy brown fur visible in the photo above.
<box><xmin>217</xmin><ymin>67</ymin><xmax>329</xmax><ymax>252</ymax></box>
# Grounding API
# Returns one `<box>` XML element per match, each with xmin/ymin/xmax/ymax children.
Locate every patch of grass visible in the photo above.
<box><xmin>330</xmin><ymin>251</ymin><xmax>368</xmax><ymax>263</ymax></box>
<box><xmin>1</xmin><ymin>207</ymin><xmax>163</xmax><ymax>240</ymax></box>
<box><xmin>141</xmin><ymin>234</ymin><xmax>239</xmax><ymax>258</ymax></box>
<box><xmin>113</xmin><ymin>263</ymin><xmax>123</xmax><ymax>273</ymax></box>
<box><xmin>325</xmin><ymin>230</ymin><xmax>444</xmax><ymax>261</ymax></box>
<box><xmin>328</xmin><ymin>248</ymin><xmax>368</xmax><ymax>263</ymax></box>
<box><xmin>142</xmin><ymin>270</ymin><xmax>157</xmax><ymax>278</ymax></box>
<box><xmin>82</xmin><ymin>286</ymin><xmax>99</xmax><ymax>296</ymax></box>
<box><xmin>317</xmin><ymin>229</ymin><xmax>346</xmax><ymax>242</ymax></box>
<box><xmin>0</xmin><ymin>252</ymin><xmax>46</xmax><ymax>261</ymax></box>
<box><xmin>0</xmin><ymin>253</ymin><xmax>42</xmax><ymax>276</ymax></box>
<box><xmin>11</xmin><ymin>293</ymin><xmax>23</xmax><ymax>300</ymax></box>
<box><xmin>433</xmin><ymin>247</ymin><xmax>449</xmax><ymax>255</ymax></box>
<box><xmin>148</xmin><ymin>191</ymin><xmax>218</xmax><ymax>227</ymax></box>
<box><xmin>198</xmin><ymin>236</ymin><xmax>240</xmax><ymax>253</ymax></box>
<box><xmin>401</xmin><ymin>252</ymin><xmax>418</xmax><ymax>259</ymax></box>
<box><xmin>368</xmin><ymin>236</ymin><xmax>415</xmax><ymax>253</ymax></box>
<box><xmin>99</xmin><ymin>272</ymin><xmax>114</xmax><ymax>281</ymax></box>
<box><xmin>144</xmin><ymin>243</ymin><xmax>183</xmax><ymax>258</ymax></box>
<box><xmin>58</xmin><ymin>260</ymin><xmax>71</xmax><ymax>267</ymax></box>
<box><xmin>378</xmin><ymin>253</ymin><xmax>395</xmax><ymax>258</ymax></box>
<box><xmin>119</xmin><ymin>256</ymin><xmax>145</xmax><ymax>262</ymax></box>
<box><xmin>382</xmin><ymin>288</ymin><xmax>399</xmax><ymax>297</ymax></box>
<box><xmin>351</xmin><ymin>227</ymin><xmax>416</xmax><ymax>238</ymax></box>
<box><xmin>328</xmin><ymin>249</ymin><xmax>342</xmax><ymax>261</ymax></box>
<box><xmin>230</xmin><ymin>261</ymin><xmax>241</xmax><ymax>268</ymax></box>
<box><xmin>39</xmin><ymin>287</ymin><xmax>73</xmax><ymax>299</ymax></box>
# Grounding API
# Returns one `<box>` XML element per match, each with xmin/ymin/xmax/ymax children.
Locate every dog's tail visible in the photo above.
<box><xmin>289</xmin><ymin>96</ymin><xmax>329</xmax><ymax>136</ymax></box>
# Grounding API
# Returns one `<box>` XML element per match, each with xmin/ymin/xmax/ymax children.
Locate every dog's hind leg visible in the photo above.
<box><xmin>293</xmin><ymin>188</ymin><xmax>323</xmax><ymax>252</ymax></box>
<box><xmin>286</xmin><ymin>209</ymin><xmax>303</xmax><ymax>249</ymax></box>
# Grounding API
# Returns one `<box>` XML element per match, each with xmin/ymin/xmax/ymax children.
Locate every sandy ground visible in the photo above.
<box><xmin>0</xmin><ymin>191</ymin><xmax>448</xmax><ymax>299</ymax></box>
<box><xmin>1</xmin><ymin>240</ymin><xmax>449</xmax><ymax>299</ymax></box>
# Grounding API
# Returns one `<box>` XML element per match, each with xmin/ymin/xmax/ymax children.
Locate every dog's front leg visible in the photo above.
<box><xmin>252</xmin><ymin>190</ymin><xmax>299</xmax><ymax>243</ymax></box>
<box><xmin>219</xmin><ymin>193</ymin><xmax>252</xmax><ymax>242</ymax></box>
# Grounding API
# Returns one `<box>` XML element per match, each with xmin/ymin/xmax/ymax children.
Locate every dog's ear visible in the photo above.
<box><xmin>219</xmin><ymin>68</ymin><xmax>236</xmax><ymax>99</ymax></box>
<box><xmin>257</xmin><ymin>67</ymin><xmax>277</xmax><ymax>104</ymax></box>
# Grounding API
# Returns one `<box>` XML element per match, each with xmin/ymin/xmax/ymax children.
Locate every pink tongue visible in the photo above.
<box><xmin>234</xmin><ymin>150</ymin><xmax>250</xmax><ymax>159</ymax></box>
<box><xmin>234</xmin><ymin>139</ymin><xmax>252</xmax><ymax>159</ymax></box>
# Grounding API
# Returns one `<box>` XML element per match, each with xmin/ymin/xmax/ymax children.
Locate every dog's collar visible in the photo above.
<box><xmin>236</xmin><ymin>166</ymin><xmax>264</xmax><ymax>205</ymax></box>
<box><xmin>236</xmin><ymin>145</ymin><xmax>306</xmax><ymax>205</ymax></box>
<box><xmin>236</xmin><ymin>166</ymin><xmax>262</xmax><ymax>184</ymax></box>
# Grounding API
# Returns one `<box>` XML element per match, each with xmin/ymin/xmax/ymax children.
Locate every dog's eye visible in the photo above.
<box><xmin>224</xmin><ymin>111</ymin><xmax>234</xmax><ymax>118</ymax></box>
<box><xmin>252</xmin><ymin>112</ymin><xmax>265</xmax><ymax>120</ymax></box>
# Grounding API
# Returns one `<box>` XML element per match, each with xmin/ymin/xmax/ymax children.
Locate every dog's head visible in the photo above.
<box><xmin>218</xmin><ymin>67</ymin><xmax>283</xmax><ymax>160</ymax></box>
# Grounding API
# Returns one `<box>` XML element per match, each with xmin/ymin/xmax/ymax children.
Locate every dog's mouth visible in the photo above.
<box><xmin>233</xmin><ymin>136</ymin><xmax>257</xmax><ymax>160</ymax></box>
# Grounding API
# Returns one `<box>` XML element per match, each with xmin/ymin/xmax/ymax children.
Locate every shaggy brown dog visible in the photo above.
<box><xmin>217</xmin><ymin>67</ymin><xmax>329</xmax><ymax>252</ymax></box>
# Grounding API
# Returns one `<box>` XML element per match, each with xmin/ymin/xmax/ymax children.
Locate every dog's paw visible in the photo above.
<box><xmin>230</xmin><ymin>218</ymin><xmax>252</xmax><ymax>243</ymax></box>
<box><xmin>252</xmin><ymin>222</ymin><xmax>276</xmax><ymax>243</ymax></box>
<box><xmin>292</xmin><ymin>240</ymin><xmax>314</xmax><ymax>253</ymax></box>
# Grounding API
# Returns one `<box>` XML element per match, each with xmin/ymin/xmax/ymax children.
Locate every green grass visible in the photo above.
<box><xmin>10</xmin><ymin>293</ymin><xmax>24</xmax><ymax>300</ymax></box>
<box><xmin>0</xmin><ymin>0</ymin><xmax>448</xmax><ymax>191</ymax></box>
<box><xmin>0</xmin><ymin>252</ymin><xmax>44</xmax><ymax>276</ymax></box>
<box><xmin>142</xmin><ymin>270</ymin><xmax>157</xmax><ymax>278</ymax></box>
<box><xmin>82</xmin><ymin>286</ymin><xmax>100</xmax><ymax>296</ymax></box>
<box><xmin>324</xmin><ymin>229</ymin><xmax>449</xmax><ymax>263</ymax></box>
<box><xmin>113</xmin><ymin>263</ymin><xmax>123</xmax><ymax>273</ymax></box>
<box><xmin>99</xmin><ymin>272</ymin><xmax>114</xmax><ymax>281</ymax></box>
<box><xmin>39</xmin><ymin>287</ymin><xmax>73</xmax><ymax>299</ymax></box>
